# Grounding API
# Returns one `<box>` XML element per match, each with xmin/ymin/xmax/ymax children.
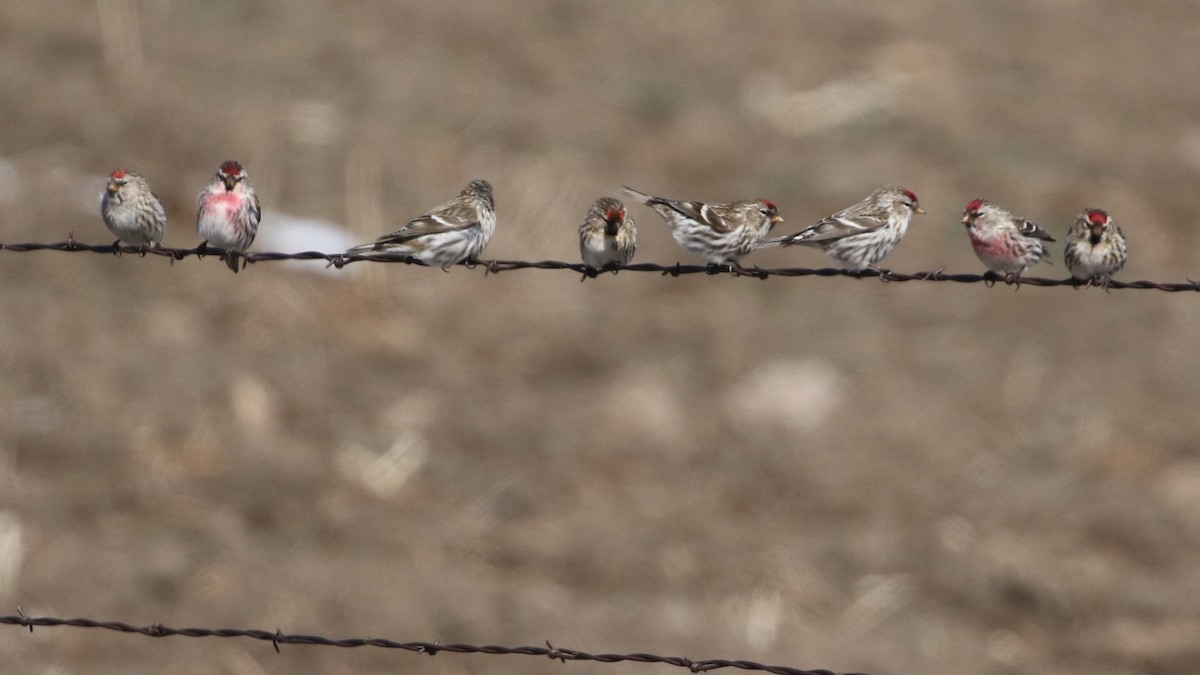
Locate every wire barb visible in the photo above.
<box><xmin>0</xmin><ymin>613</ymin><xmax>868</xmax><ymax>675</ymax></box>
<box><xmin>1</xmin><ymin>239</ymin><xmax>1197</xmax><ymax>291</ymax></box>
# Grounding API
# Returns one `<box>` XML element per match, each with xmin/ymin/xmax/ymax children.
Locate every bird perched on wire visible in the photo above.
<box><xmin>579</xmin><ymin>196</ymin><xmax>636</xmax><ymax>271</ymax></box>
<box><xmin>100</xmin><ymin>169</ymin><xmax>167</xmax><ymax>248</ymax></box>
<box><xmin>344</xmin><ymin>179</ymin><xmax>496</xmax><ymax>269</ymax></box>
<box><xmin>1064</xmin><ymin>208</ymin><xmax>1127</xmax><ymax>288</ymax></box>
<box><xmin>619</xmin><ymin>186</ymin><xmax>781</xmax><ymax>269</ymax></box>
<box><xmin>197</xmin><ymin>160</ymin><xmax>261</xmax><ymax>273</ymax></box>
<box><xmin>756</xmin><ymin>186</ymin><xmax>923</xmax><ymax>271</ymax></box>
<box><xmin>961</xmin><ymin>198</ymin><xmax>1054</xmax><ymax>280</ymax></box>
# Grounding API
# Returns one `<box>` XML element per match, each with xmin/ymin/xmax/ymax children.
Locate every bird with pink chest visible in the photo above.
<box><xmin>961</xmin><ymin>198</ymin><xmax>1054</xmax><ymax>280</ymax></box>
<box><xmin>197</xmin><ymin>160</ymin><xmax>261</xmax><ymax>273</ymax></box>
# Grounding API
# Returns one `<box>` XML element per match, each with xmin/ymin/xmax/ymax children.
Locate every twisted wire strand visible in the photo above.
<box><xmin>0</xmin><ymin>612</ymin><xmax>865</xmax><ymax>675</ymax></box>
<box><xmin>1</xmin><ymin>238</ymin><xmax>1197</xmax><ymax>290</ymax></box>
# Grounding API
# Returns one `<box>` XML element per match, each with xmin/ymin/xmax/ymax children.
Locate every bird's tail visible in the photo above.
<box><xmin>224</xmin><ymin>251</ymin><xmax>241</xmax><ymax>273</ymax></box>
<box><xmin>753</xmin><ymin>234</ymin><xmax>793</xmax><ymax>249</ymax></box>
<box><xmin>617</xmin><ymin>186</ymin><xmax>652</xmax><ymax>205</ymax></box>
<box><xmin>343</xmin><ymin>241</ymin><xmax>380</xmax><ymax>257</ymax></box>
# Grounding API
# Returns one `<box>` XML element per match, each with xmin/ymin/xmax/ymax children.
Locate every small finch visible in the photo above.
<box><xmin>579</xmin><ymin>196</ymin><xmax>636</xmax><ymax>270</ymax></box>
<box><xmin>961</xmin><ymin>198</ymin><xmax>1054</xmax><ymax>279</ymax></box>
<box><xmin>619</xmin><ymin>186</ymin><xmax>782</xmax><ymax>267</ymax></box>
<box><xmin>100</xmin><ymin>169</ymin><xmax>167</xmax><ymax>247</ymax></box>
<box><xmin>196</xmin><ymin>160</ymin><xmax>261</xmax><ymax>273</ymax></box>
<box><xmin>344</xmin><ymin>179</ymin><xmax>496</xmax><ymax>269</ymax></box>
<box><xmin>1064</xmin><ymin>208</ymin><xmax>1127</xmax><ymax>287</ymax></box>
<box><xmin>758</xmin><ymin>185</ymin><xmax>923</xmax><ymax>270</ymax></box>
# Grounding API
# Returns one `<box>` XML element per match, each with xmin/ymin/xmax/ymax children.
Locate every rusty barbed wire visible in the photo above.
<box><xmin>0</xmin><ymin>612</ymin><xmax>867</xmax><ymax>675</ymax></box>
<box><xmin>2</xmin><ymin>238</ymin><xmax>1198</xmax><ymax>290</ymax></box>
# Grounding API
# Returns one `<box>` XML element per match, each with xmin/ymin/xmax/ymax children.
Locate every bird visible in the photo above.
<box><xmin>619</xmin><ymin>186</ymin><xmax>781</xmax><ymax>268</ymax></box>
<box><xmin>196</xmin><ymin>160</ymin><xmax>261</xmax><ymax>273</ymax></box>
<box><xmin>1064</xmin><ymin>208</ymin><xmax>1127</xmax><ymax>288</ymax></box>
<box><xmin>961</xmin><ymin>198</ymin><xmax>1054</xmax><ymax>280</ymax></box>
<box><xmin>757</xmin><ymin>185</ymin><xmax>923</xmax><ymax>270</ymax></box>
<box><xmin>579</xmin><ymin>196</ymin><xmax>636</xmax><ymax>271</ymax></box>
<box><xmin>344</xmin><ymin>179</ymin><xmax>496</xmax><ymax>269</ymax></box>
<box><xmin>100</xmin><ymin>169</ymin><xmax>167</xmax><ymax>248</ymax></box>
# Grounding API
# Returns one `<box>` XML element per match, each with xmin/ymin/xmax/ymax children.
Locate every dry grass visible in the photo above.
<box><xmin>2</xmin><ymin>2</ymin><xmax>1200</xmax><ymax>673</ymax></box>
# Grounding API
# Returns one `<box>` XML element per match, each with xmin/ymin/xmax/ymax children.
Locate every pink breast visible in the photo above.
<box><xmin>203</xmin><ymin>192</ymin><xmax>242</xmax><ymax>215</ymax></box>
<box><xmin>969</xmin><ymin>233</ymin><xmax>1005</xmax><ymax>256</ymax></box>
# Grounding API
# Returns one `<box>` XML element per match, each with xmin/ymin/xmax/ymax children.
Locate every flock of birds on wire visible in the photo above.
<box><xmin>99</xmin><ymin>161</ymin><xmax>1129</xmax><ymax>285</ymax></box>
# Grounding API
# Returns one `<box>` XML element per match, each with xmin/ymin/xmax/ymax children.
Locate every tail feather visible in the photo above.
<box><xmin>753</xmin><ymin>234</ymin><xmax>793</xmax><ymax>249</ymax></box>
<box><xmin>618</xmin><ymin>185</ymin><xmax>652</xmax><ymax>205</ymax></box>
<box><xmin>752</xmin><ymin>237</ymin><xmax>779</xmax><ymax>250</ymax></box>
<box><xmin>343</xmin><ymin>241</ymin><xmax>381</xmax><ymax>257</ymax></box>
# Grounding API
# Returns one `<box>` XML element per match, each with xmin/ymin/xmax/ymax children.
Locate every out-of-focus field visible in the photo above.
<box><xmin>2</xmin><ymin>2</ymin><xmax>1199</xmax><ymax>673</ymax></box>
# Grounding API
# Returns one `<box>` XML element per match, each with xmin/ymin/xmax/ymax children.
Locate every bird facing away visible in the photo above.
<box><xmin>758</xmin><ymin>185</ymin><xmax>923</xmax><ymax>270</ymax></box>
<box><xmin>344</xmin><ymin>179</ymin><xmax>496</xmax><ymax>269</ymax></box>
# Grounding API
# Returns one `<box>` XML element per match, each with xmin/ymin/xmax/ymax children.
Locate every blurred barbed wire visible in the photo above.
<box><xmin>1</xmin><ymin>238</ymin><xmax>1197</xmax><ymax>290</ymax></box>
<box><xmin>0</xmin><ymin>611</ymin><xmax>866</xmax><ymax>675</ymax></box>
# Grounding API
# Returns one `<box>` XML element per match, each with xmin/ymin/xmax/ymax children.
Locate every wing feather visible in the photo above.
<box><xmin>371</xmin><ymin>201</ymin><xmax>480</xmax><ymax>245</ymax></box>
<box><xmin>785</xmin><ymin>213</ymin><xmax>886</xmax><ymax>245</ymax></box>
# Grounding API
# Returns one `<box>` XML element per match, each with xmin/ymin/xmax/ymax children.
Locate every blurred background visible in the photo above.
<box><xmin>2</xmin><ymin>1</ymin><xmax>1199</xmax><ymax>673</ymax></box>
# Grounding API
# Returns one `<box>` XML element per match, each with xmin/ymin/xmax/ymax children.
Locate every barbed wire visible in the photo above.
<box><xmin>0</xmin><ymin>611</ymin><xmax>866</xmax><ymax>675</ymax></box>
<box><xmin>2</xmin><ymin>238</ymin><xmax>1197</xmax><ymax>290</ymax></box>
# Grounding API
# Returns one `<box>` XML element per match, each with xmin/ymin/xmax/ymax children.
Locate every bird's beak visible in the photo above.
<box><xmin>914</xmin><ymin>206</ymin><xmax>926</xmax><ymax>215</ymax></box>
<box><xmin>770</xmin><ymin>214</ymin><xmax>784</xmax><ymax>224</ymax></box>
<box><xmin>106</xmin><ymin>181</ymin><xmax>118</xmax><ymax>194</ymax></box>
<box><xmin>222</xmin><ymin>177</ymin><xmax>236</xmax><ymax>191</ymax></box>
<box><xmin>961</xmin><ymin>213</ymin><xmax>971</xmax><ymax>224</ymax></box>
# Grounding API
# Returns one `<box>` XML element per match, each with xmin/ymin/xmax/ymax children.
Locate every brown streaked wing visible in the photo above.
<box><xmin>250</xmin><ymin>192</ymin><xmax>262</xmax><ymax>224</ymax></box>
<box><xmin>649</xmin><ymin>198</ymin><xmax>741</xmax><ymax>233</ymax></box>
<box><xmin>791</xmin><ymin>213</ymin><xmax>887</xmax><ymax>243</ymax></box>
<box><xmin>374</xmin><ymin>201</ymin><xmax>479</xmax><ymax>244</ymax></box>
